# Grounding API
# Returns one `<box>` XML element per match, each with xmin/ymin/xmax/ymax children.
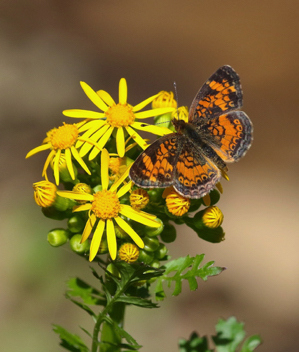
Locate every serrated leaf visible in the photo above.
<box><xmin>155</xmin><ymin>254</ymin><xmax>225</xmax><ymax>300</ymax></box>
<box><xmin>67</xmin><ymin>278</ymin><xmax>106</xmax><ymax>306</ymax></box>
<box><xmin>66</xmin><ymin>297</ymin><xmax>97</xmax><ymax>321</ymax></box>
<box><xmin>115</xmin><ymin>295</ymin><xmax>159</xmax><ymax>308</ymax></box>
<box><xmin>212</xmin><ymin>317</ymin><xmax>246</xmax><ymax>352</ymax></box>
<box><xmin>103</xmin><ymin>316</ymin><xmax>141</xmax><ymax>348</ymax></box>
<box><xmin>178</xmin><ymin>332</ymin><xmax>213</xmax><ymax>352</ymax></box>
<box><xmin>53</xmin><ymin>324</ymin><xmax>89</xmax><ymax>352</ymax></box>
<box><xmin>240</xmin><ymin>335</ymin><xmax>262</xmax><ymax>352</ymax></box>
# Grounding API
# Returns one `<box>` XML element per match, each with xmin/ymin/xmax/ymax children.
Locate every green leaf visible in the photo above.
<box><xmin>179</xmin><ymin>332</ymin><xmax>212</xmax><ymax>352</ymax></box>
<box><xmin>212</xmin><ymin>317</ymin><xmax>261</xmax><ymax>352</ymax></box>
<box><xmin>115</xmin><ymin>295</ymin><xmax>159</xmax><ymax>308</ymax></box>
<box><xmin>53</xmin><ymin>324</ymin><xmax>89</xmax><ymax>352</ymax></box>
<box><xmin>179</xmin><ymin>317</ymin><xmax>262</xmax><ymax>352</ymax></box>
<box><xmin>240</xmin><ymin>335</ymin><xmax>262</xmax><ymax>352</ymax></box>
<box><xmin>66</xmin><ymin>296</ymin><xmax>97</xmax><ymax>321</ymax></box>
<box><xmin>103</xmin><ymin>316</ymin><xmax>141</xmax><ymax>349</ymax></box>
<box><xmin>67</xmin><ymin>278</ymin><xmax>106</xmax><ymax>306</ymax></box>
<box><xmin>155</xmin><ymin>254</ymin><xmax>225</xmax><ymax>300</ymax></box>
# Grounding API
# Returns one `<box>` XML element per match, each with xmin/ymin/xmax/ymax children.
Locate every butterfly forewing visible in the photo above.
<box><xmin>188</xmin><ymin>65</ymin><xmax>243</xmax><ymax>122</ymax></box>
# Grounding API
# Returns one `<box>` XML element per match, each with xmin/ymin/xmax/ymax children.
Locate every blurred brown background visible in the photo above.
<box><xmin>1</xmin><ymin>1</ymin><xmax>299</xmax><ymax>351</ymax></box>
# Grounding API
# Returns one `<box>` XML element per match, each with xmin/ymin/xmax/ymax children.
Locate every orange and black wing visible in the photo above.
<box><xmin>129</xmin><ymin>133</ymin><xmax>181</xmax><ymax>188</ymax></box>
<box><xmin>173</xmin><ymin>139</ymin><xmax>221</xmax><ymax>199</ymax></box>
<box><xmin>205</xmin><ymin>111</ymin><xmax>253</xmax><ymax>162</ymax></box>
<box><xmin>189</xmin><ymin>65</ymin><xmax>243</xmax><ymax>122</ymax></box>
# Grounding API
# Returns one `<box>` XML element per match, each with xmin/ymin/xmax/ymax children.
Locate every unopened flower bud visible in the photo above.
<box><xmin>47</xmin><ymin>228</ymin><xmax>70</xmax><ymax>247</ymax></box>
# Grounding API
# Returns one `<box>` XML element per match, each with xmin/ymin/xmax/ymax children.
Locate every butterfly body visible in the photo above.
<box><xmin>129</xmin><ymin>66</ymin><xmax>253</xmax><ymax>199</ymax></box>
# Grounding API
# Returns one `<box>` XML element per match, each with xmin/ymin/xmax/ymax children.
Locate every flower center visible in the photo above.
<box><xmin>106</xmin><ymin>104</ymin><xmax>135</xmax><ymax>128</ymax></box>
<box><xmin>50</xmin><ymin>123</ymin><xmax>79</xmax><ymax>150</ymax></box>
<box><xmin>91</xmin><ymin>190</ymin><xmax>120</xmax><ymax>219</ymax></box>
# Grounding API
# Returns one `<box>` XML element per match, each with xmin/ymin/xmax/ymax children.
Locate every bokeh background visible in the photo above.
<box><xmin>1</xmin><ymin>1</ymin><xmax>299</xmax><ymax>351</ymax></box>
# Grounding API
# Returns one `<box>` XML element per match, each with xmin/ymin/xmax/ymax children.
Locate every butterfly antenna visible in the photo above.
<box><xmin>173</xmin><ymin>81</ymin><xmax>180</xmax><ymax>120</ymax></box>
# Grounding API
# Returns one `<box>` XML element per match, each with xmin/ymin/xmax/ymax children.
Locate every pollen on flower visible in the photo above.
<box><xmin>172</xmin><ymin>106</ymin><xmax>189</xmax><ymax>123</ymax></box>
<box><xmin>202</xmin><ymin>206</ymin><xmax>224</xmax><ymax>228</ymax></box>
<box><xmin>130</xmin><ymin>189</ymin><xmax>149</xmax><ymax>210</ymax></box>
<box><xmin>106</xmin><ymin>104</ymin><xmax>135</xmax><ymax>128</ymax></box>
<box><xmin>118</xmin><ymin>243</ymin><xmax>139</xmax><ymax>263</ymax></box>
<box><xmin>166</xmin><ymin>189</ymin><xmax>190</xmax><ymax>216</ymax></box>
<box><xmin>109</xmin><ymin>157</ymin><xmax>122</xmax><ymax>175</ymax></box>
<box><xmin>50</xmin><ymin>123</ymin><xmax>79</xmax><ymax>150</ymax></box>
<box><xmin>152</xmin><ymin>91</ymin><xmax>177</xmax><ymax>109</ymax></box>
<box><xmin>91</xmin><ymin>190</ymin><xmax>120</xmax><ymax>219</ymax></box>
<box><xmin>33</xmin><ymin>180</ymin><xmax>57</xmax><ymax>207</ymax></box>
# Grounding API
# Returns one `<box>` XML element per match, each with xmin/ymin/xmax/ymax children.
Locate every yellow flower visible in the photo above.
<box><xmin>152</xmin><ymin>91</ymin><xmax>177</xmax><ymax>109</ymax></box>
<box><xmin>63</xmin><ymin>79</ymin><xmax>174</xmax><ymax>159</ymax></box>
<box><xmin>118</xmin><ymin>243</ymin><xmax>139</xmax><ymax>263</ymax></box>
<box><xmin>130</xmin><ymin>189</ymin><xmax>150</xmax><ymax>210</ymax></box>
<box><xmin>26</xmin><ymin>123</ymin><xmax>91</xmax><ymax>185</ymax></box>
<box><xmin>57</xmin><ymin>149</ymin><xmax>161</xmax><ymax>261</ymax></box>
<box><xmin>202</xmin><ymin>206</ymin><xmax>224</xmax><ymax>228</ymax></box>
<box><xmin>165</xmin><ymin>188</ymin><xmax>190</xmax><ymax>217</ymax></box>
<box><xmin>33</xmin><ymin>180</ymin><xmax>57</xmax><ymax>207</ymax></box>
<box><xmin>172</xmin><ymin>106</ymin><xmax>189</xmax><ymax>123</ymax></box>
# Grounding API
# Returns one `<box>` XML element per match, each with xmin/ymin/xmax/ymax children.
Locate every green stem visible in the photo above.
<box><xmin>91</xmin><ymin>281</ymin><xmax>126</xmax><ymax>352</ymax></box>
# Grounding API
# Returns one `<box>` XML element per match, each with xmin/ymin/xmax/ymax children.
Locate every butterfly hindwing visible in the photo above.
<box><xmin>173</xmin><ymin>139</ymin><xmax>221</xmax><ymax>198</ymax></box>
<box><xmin>204</xmin><ymin>111</ymin><xmax>253</xmax><ymax>162</ymax></box>
<box><xmin>189</xmin><ymin>65</ymin><xmax>243</xmax><ymax>122</ymax></box>
<box><xmin>129</xmin><ymin>133</ymin><xmax>182</xmax><ymax>188</ymax></box>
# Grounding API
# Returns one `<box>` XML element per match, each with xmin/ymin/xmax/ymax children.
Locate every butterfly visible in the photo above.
<box><xmin>129</xmin><ymin>65</ymin><xmax>253</xmax><ymax>198</ymax></box>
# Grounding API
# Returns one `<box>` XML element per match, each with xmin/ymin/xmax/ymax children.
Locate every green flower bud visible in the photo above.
<box><xmin>69</xmin><ymin>234</ymin><xmax>89</xmax><ymax>254</ymax></box>
<box><xmin>107</xmin><ymin>263</ymin><xmax>121</xmax><ymax>278</ymax></box>
<box><xmin>144</xmin><ymin>218</ymin><xmax>164</xmax><ymax>237</ymax></box>
<box><xmin>143</xmin><ymin>237</ymin><xmax>160</xmax><ymax>252</ymax></box>
<box><xmin>42</xmin><ymin>206</ymin><xmax>71</xmax><ymax>220</ymax></box>
<box><xmin>98</xmin><ymin>238</ymin><xmax>108</xmax><ymax>254</ymax></box>
<box><xmin>115</xmin><ymin>225</ymin><xmax>130</xmax><ymax>239</ymax></box>
<box><xmin>147</xmin><ymin>188</ymin><xmax>164</xmax><ymax>204</ymax></box>
<box><xmin>47</xmin><ymin>228</ymin><xmax>70</xmax><ymax>247</ymax></box>
<box><xmin>93</xmin><ymin>185</ymin><xmax>103</xmax><ymax>193</ymax></box>
<box><xmin>67</xmin><ymin>215</ymin><xmax>85</xmax><ymax>233</ymax></box>
<box><xmin>54</xmin><ymin>194</ymin><xmax>71</xmax><ymax>212</ymax></box>
<box><xmin>160</xmin><ymin>223</ymin><xmax>177</xmax><ymax>243</ymax></box>
<box><xmin>209</xmin><ymin>189</ymin><xmax>221</xmax><ymax>205</ymax></box>
<box><xmin>155</xmin><ymin>243</ymin><xmax>168</xmax><ymax>260</ymax></box>
<box><xmin>60</xmin><ymin>163</ymin><xmax>78</xmax><ymax>183</ymax></box>
<box><xmin>150</xmin><ymin>259</ymin><xmax>160</xmax><ymax>268</ymax></box>
<box><xmin>154</xmin><ymin>113</ymin><xmax>173</xmax><ymax>129</ymax></box>
<box><xmin>138</xmin><ymin>249</ymin><xmax>154</xmax><ymax>264</ymax></box>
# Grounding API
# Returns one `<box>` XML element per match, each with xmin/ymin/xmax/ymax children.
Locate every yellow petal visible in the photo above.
<box><xmin>89</xmin><ymin>126</ymin><xmax>114</xmax><ymax>160</ymax></box>
<box><xmin>97</xmin><ymin>90</ymin><xmax>115</xmax><ymax>107</ymax></box>
<box><xmin>125</xmin><ymin>126</ymin><xmax>148</xmax><ymax>150</ymax></box>
<box><xmin>42</xmin><ymin>149</ymin><xmax>56</xmax><ymax>178</ymax></box>
<box><xmin>114</xmin><ymin>216</ymin><xmax>144</xmax><ymax>248</ymax></box>
<box><xmin>120</xmin><ymin>205</ymin><xmax>160</xmax><ymax>228</ymax></box>
<box><xmin>131</xmin><ymin>121</ymin><xmax>173</xmax><ymax>136</ymax></box>
<box><xmin>71</xmin><ymin>146</ymin><xmax>91</xmax><ymax>175</ymax></box>
<box><xmin>80</xmin><ymin>82</ymin><xmax>108</xmax><ymax>112</ymax></box>
<box><xmin>53</xmin><ymin>150</ymin><xmax>61</xmax><ymax>185</ymax></box>
<box><xmin>116</xmin><ymin>127</ymin><xmax>125</xmax><ymax>157</ymax></box>
<box><xmin>110</xmin><ymin>165</ymin><xmax>131</xmax><ymax>192</ymax></box>
<box><xmin>63</xmin><ymin>109</ymin><xmax>105</xmax><ymax>119</ymax></box>
<box><xmin>26</xmin><ymin>143</ymin><xmax>51</xmax><ymax>158</ymax></box>
<box><xmin>65</xmin><ymin>148</ymin><xmax>75</xmax><ymax>180</ymax></box>
<box><xmin>89</xmin><ymin>219</ymin><xmax>105</xmax><ymax>261</ymax></box>
<box><xmin>106</xmin><ymin>218</ymin><xmax>117</xmax><ymax>260</ymax></box>
<box><xmin>80</xmin><ymin>124</ymin><xmax>110</xmax><ymax>157</ymax></box>
<box><xmin>57</xmin><ymin>190</ymin><xmax>94</xmax><ymax>201</ymax></box>
<box><xmin>101</xmin><ymin>149</ymin><xmax>109</xmax><ymax>191</ymax></box>
<box><xmin>132</xmin><ymin>93</ymin><xmax>160</xmax><ymax>112</ymax></box>
<box><xmin>73</xmin><ymin>204</ymin><xmax>92</xmax><ymax>212</ymax></box>
<box><xmin>117</xmin><ymin>181</ymin><xmax>133</xmax><ymax>198</ymax></box>
<box><xmin>76</xmin><ymin>124</ymin><xmax>104</xmax><ymax>148</ymax></box>
<box><xmin>119</xmin><ymin>78</ymin><xmax>127</xmax><ymax>104</ymax></box>
<box><xmin>134</xmin><ymin>107</ymin><xmax>175</xmax><ymax>119</ymax></box>
<box><xmin>81</xmin><ymin>213</ymin><xmax>97</xmax><ymax>243</ymax></box>
<box><xmin>120</xmin><ymin>204</ymin><xmax>156</xmax><ymax>219</ymax></box>
<box><xmin>78</xmin><ymin>119</ymin><xmax>106</xmax><ymax>133</ymax></box>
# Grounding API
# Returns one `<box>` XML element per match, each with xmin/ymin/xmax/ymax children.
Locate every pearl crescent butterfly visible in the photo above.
<box><xmin>129</xmin><ymin>65</ymin><xmax>253</xmax><ymax>198</ymax></box>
